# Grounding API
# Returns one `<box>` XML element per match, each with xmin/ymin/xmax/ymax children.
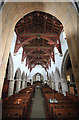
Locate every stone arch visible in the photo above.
<box><xmin>15</xmin><ymin>68</ymin><xmax>21</xmax><ymax>80</ymax></box>
<box><xmin>2</xmin><ymin>53</ymin><xmax>14</xmax><ymax>99</ymax></box>
<box><xmin>32</xmin><ymin>72</ymin><xmax>44</xmax><ymax>85</ymax></box>
<box><xmin>7</xmin><ymin>53</ymin><xmax>14</xmax><ymax>96</ymax></box>
<box><xmin>7</xmin><ymin>53</ymin><xmax>14</xmax><ymax>80</ymax></box>
<box><xmin>61</xmin><ymin>49</ymin><xmax>69</xmax><ymax>79</ymax></box>
<box><xmin>61</xmin><ymin>50</ymin><xmax>69</xmax><ymax>95</ymax></box>
<box><xmin>0</xmin><ymin>2</ymin><xmax>79</xmax><ymax>98</ymax></box>
<box><xmin>61</xmin><ymin>49</ymin><xmax>77</xmax><ymax>95</ymax></box>
<box><xmin>13</xmin><ymin>68</ymin><xmax>21</xmax><ymax>93</ymax></box>
<box><xmin>22</xmin><ymin>71</ymin><xmax>25</xmax><ymax>79</ymax></box>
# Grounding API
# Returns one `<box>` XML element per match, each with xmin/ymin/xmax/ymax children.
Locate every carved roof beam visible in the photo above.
<box><xmin>24</xmin><ymin>46</ymin><xmax>52</xmax><ymax>49</ymax></box>
<box><xmin>28</xmin><ymin>55</ymin><xmax>49</xmax><ymax>61</ymax></box>
<box><xmin>26</xmin><ymin>49</ymin><xmax>38</xmax><ymax>55</ymax></box>
<box><xmin>21</xmin><ymin>35</ymin><xmax>37</xmax><ymax>46</ymax></box>
<box><xmin>28</xmin><ymin>56</ymin><xmax>50</xmax><ymax>65</ymax></box>
<box><xmin>30</xmin><ymin>60</ymin><xmax>47</xmax><ymax>67</ymax></box>
<box><xmin>40</xmin><ymin>49</ymin><xmax>51</xmax><ymax>55</ymax></box>
<box><xmin>41</xmin><ymin>35</ymin><xmax>55</xmax><ymax>45</ymax></box>
<box><xmin>55</xmin><ymin>37</ymin><xmax>62</xmax><ymax>54</ymax></box>
<box><xmin>14</xmin><ymin>36</ymin><xmax>36</xmax><ymax>53</ymax></box>
<box><xmin>15</xmin><ymin>28</ymin><xmax>19</xmax><ymax>35</ymax></box>
<box><xmin>58</xmin><ymin>25</ymin><xmax>63</xmax><ymax>36</ymax></box>
<box><xmin>27</xmin><ymin>54</ymin><xmax>50</xmax><ymax>57</ymax></box>
<box><xmin>51</xmin><ymin>46</ymin><xmax>55</xmax><ymax>63</ymax></box>
<box><xmin>30</xmin><ymin>63</ymin><xmax>47</xmax><ymax>72</ymax></box>
<box><xmin>30</xmin><ymin>59</ymin><xmax>48</xmax><ymax>63</ymax></box>
<box><xmin>14</xmin><ymin>35</ymin><xmax>21</xmax><ymax>53</ymax></box>
<box><xmin>17</xmin><ymin>33</ymin><xmax>58</xmax><ymax>38</ymax></box>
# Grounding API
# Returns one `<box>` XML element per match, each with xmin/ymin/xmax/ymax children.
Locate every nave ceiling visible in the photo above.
<box><xmin>14</xmin><ymin>11</ymin><xmax>63</xmax><ymax>72</ymax></box>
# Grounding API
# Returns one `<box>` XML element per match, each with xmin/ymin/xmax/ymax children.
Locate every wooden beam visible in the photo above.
<box><xmin>30</xmin><ymin>63</ymin><xmax>47</xmax><ymax>72</ymax></box>
<box><xmin>24</xmin><ymin>46</ymin><xmax>52</xmax><ymax>49</ymax></box>
<box><xmin>18</xmin><ymin>33</ymin><xmax>58</xmax><ymax>38</ymax></box>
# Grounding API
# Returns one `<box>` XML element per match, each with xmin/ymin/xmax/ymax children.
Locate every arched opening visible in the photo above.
<box><xmin>32</xmin><ymin>73</ymin><xmax>44</xmax><ymax>86</ymax></box>
<box><xmin>1</xmin><ymin>2</ymin><xmax>78</xmax><ymax>99</ymax></box>
<box><xmin>1</xmin><ymin>3</ymin><xmax>79</xmax><ymax>120</ymax></box>
<box><xmin>66</xmin><ymin>55</ymin><xmax>77</xmax><ymax>95</ymax></box>
<box><xmin>13</xmin><ymin>68</ymin><xmax>21</xmax><ymax>93</ymax></box>
<box><xmin>61</xmin><ymin>50</ymin><xmax>77</xmax><ymax>95</ymax></box>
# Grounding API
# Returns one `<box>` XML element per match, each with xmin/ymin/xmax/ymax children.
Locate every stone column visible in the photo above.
<box><xmin>8</xmin><ymin>80</ymin><xmax>14</xmax><ymax>97</ymax></box>
<box><xmin>55</xmin><ymin>80</ymin><xmax>59</xmax><ymax>92</ymax></box>
<box><xmin>70</xmin><ymin>72</ymin><xmax>73</xmax><ymax>84</ymax></box>
<box><xmin>31</xmin><ymin>79</ymin><xmax>33</xmax><ymax>85</ymax></box>
<box><xmin>22</xmin><ymin>79</ymin><xmax>25</xmax><ymax>89</ymax></box>
<box><xmin>48</xmin><ymin>76</ymin><xmax>52</xmax><ymax>88</ymax></box>
<box><xmin>25</xmin><ymin>80</ymin><xmax>27</xmax><ymax>88</ymax></box>
<box><xmin>47</xmin><ymin>80</ymin><xmax>49</xmax><ymax>86</ymax></box>
<box><xmin>51</xmin><ymin>81</ymin><xmax>55</xmax><ymax>90</ymax></box>
<box><xmin>61</xmin><ymin>78</ymin><xmax>68</xmax><ymax>96</ymax></box>
<box><xmin>15</xmin><ymin>79</ymin><xmax>21</xmax><ymax>93</ymax></box>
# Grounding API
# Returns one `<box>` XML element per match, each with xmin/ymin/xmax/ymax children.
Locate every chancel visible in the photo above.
<box><xmin>0</xmin><ymin>0</ymin><xmax>79</xmax><ymax>120</ymax></box>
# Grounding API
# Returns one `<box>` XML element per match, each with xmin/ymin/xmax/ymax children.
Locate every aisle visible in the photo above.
<box><xmin>30</xmin><ymin>85</ymin><xmax>46</xmax><ymax>119</ymax></box>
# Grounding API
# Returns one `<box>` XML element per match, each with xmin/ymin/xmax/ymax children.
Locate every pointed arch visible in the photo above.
<box><xmin>61</xmin><ymin>49</ymin><xmax>69</xmax><ymax>79</ymax></box>
<box><xmin>14</xmin><ymin>68</ymin><xmax>21</xmax><ymax>93</ymax></box>
<box><xmin>2</xmin><ymin>53</ymin><xmax>14</xmax><ymax>99</ymax></box>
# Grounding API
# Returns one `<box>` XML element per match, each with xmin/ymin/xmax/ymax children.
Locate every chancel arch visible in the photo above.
<box><xmin>32</xmin><ymin>73</ymin><xmax>44</xmax><ymax>85</ymax></box>
<box><xmin>1</xmin><ymin>2</ymin><xmax>79</xmax><ymax>120</ymax></box>
<box><xmin>0</xmin><ymin>2</ymin><xmax>79</xmax><ymax>99</ymax></box>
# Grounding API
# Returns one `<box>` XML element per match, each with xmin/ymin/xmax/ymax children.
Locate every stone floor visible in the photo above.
<box><xmin>30</xmin><ymin>85</ymin><xmax>46</xmax><ymax>119</ymax></box>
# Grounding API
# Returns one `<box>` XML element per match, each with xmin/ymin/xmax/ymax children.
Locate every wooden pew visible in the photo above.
<box><xmin>66</xmin><ymin>92</ymin><xmax>78</xmax><ymax>103</ymax></box>
<box><xmin>42</xmin><ymin>86</ymin><xmax>79</xmax><ymax>120</ymax></box>
<box><xmin>2</xmin><ymin>108</ymin><xmax>23</xmax><ymax>120</ymax></box>
<box><xmin>51</xmin><ymin>108</ymin><xmax>79</xmax><ymax>120</ymax></box>
<box><xmin>2</xmin><ymin>86</ymin><xmax>35</xmax><ymax>120</ymax></box>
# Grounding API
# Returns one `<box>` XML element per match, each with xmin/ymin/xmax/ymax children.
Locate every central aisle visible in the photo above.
<box><xmin>30</xmin><ymin>85</ymin><xmax>46</xmax><ymax>119</ymax></box>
